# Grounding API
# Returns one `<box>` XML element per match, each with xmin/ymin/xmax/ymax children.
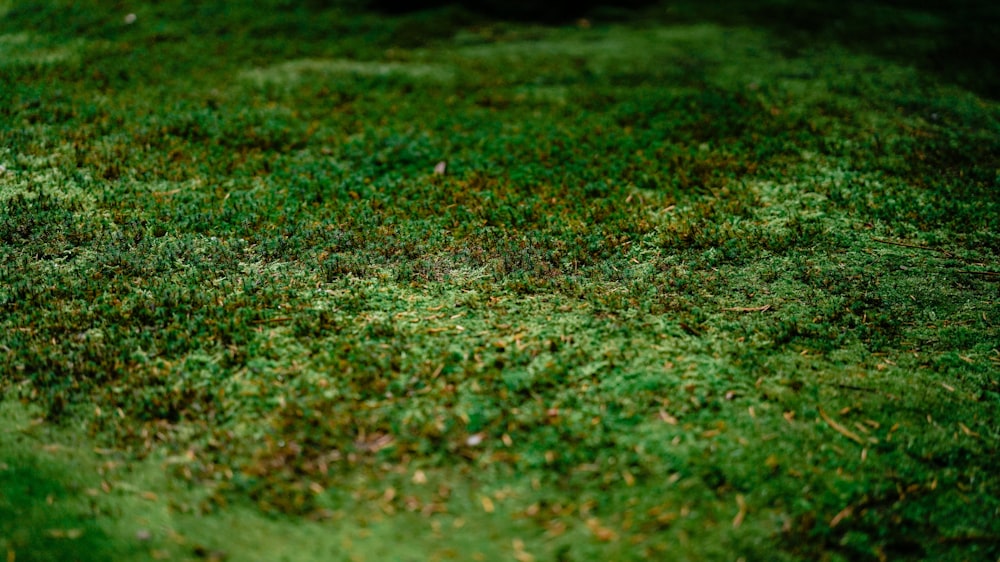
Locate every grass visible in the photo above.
<box><xmin>1</xmin><ymin>1</ymin><xmax>998</xmax><ymax>560</ymax></box>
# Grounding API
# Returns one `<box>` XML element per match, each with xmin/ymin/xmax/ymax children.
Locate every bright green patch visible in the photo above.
<box><xmin>0</xmin><ymin>32</ymin><xmax>89</xmax><ymax>66</ymax></box>
<box><xmin>240</xmin><ymin>58</ymin><xmax>457</xmax><ymax>88</ymax></box>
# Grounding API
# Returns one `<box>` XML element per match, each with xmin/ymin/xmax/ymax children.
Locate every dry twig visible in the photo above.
<box><xmin>722</xmin><ymin>304</ymin><xmax>772</xmax><ymax>313</ymax></box>
<box><xmin>872</xmin><ymin>238</ymin><xmax>954</xmax><ymax>257</ymax></box>
<box><xmin>818</xmin><ymin>408</ymin><xmax>865</xmax><ymax>445</ymax></box>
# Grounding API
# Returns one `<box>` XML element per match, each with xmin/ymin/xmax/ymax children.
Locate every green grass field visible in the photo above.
<box><xmin>1</xmin><ymin>1</ymin><xmax>998</xmax><ymax>560</ymax></box>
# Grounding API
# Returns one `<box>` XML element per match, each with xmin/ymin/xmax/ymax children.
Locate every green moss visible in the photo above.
<box><xmin>1</xmin><ymin>1</ymin><xmax>998</xmax><ymax>560</ymax></box>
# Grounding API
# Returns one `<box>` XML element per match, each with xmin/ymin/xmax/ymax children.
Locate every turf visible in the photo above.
<box><xmin>1</xmin><ymin>1</ymin><xmax>998</xmax><ymax>561</ymax></box>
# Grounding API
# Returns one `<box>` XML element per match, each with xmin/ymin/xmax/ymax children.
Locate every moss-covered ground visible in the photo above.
<box><xmin>1</xmin><ymin>1</ymin><xmax>998</xmax><ymax>560</ymax></box>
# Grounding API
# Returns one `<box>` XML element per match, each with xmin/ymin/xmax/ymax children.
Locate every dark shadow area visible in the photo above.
<box><xmin>665</xmin><ymin>0</ymin><xmax>1000</xmax><ymax>100</ymax></box>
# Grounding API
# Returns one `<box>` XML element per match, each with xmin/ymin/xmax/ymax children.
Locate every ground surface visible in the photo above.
<box><xmin>1</xmin><ymin>1</ymin><xmax>998</xmax><ymax>561</ymax></box>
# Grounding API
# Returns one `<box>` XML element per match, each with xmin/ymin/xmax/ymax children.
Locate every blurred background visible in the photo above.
<box><xmin>362</xmin><ymin>0</ymin><xmax>1000</xmax><ymax>99</ymax></box>
<box><xmin>4</xmin><ymin>0</ymin><xmax>996</xmax><ymax>98</ymax></box>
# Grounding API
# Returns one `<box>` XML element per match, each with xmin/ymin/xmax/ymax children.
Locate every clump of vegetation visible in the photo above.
<box><xmin>1</xmin><ymin>1</ymin><xmax>998</xmax><ymax>560</ymax></box>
